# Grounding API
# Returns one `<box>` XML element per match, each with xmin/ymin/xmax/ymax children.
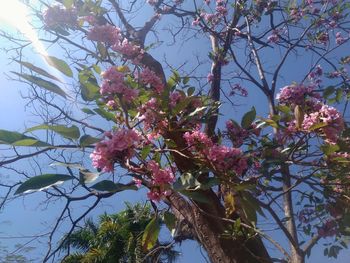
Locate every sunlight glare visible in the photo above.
<box><xmin>0</xmin><ymin>0</ymin><xmax>49</xmax><ymax>57</ymax></box>
<box><xmin>0</xmin><ymin>0</ymin><xmax>69</xmax><ymax>94</ymax></box>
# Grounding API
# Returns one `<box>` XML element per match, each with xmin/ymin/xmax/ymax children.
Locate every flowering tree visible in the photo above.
<box><xmin>1</xmin><ymin>0</ymin><xmax>350</xmax><ymax>262</ymax></box>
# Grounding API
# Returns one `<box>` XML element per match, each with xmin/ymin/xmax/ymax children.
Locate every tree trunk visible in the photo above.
<box><xmin>168</xmin><ymin>192</ymin><xmax>272</xmax><ymax>263</ymax></box>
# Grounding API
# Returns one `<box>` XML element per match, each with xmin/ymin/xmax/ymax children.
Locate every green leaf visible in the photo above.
<box><xmin>26</xmin><ymin>124</ymin><xmax>80</xmax><ymax>140</ymax></box>
<box><xmin>79</xmin><ymin>135</ymin><xmax>101</xmax><ymax>147</ymax></box>
<box><xmin>187</xmin><ymin>86</ymin><xmax>195</xmax><ymax>96</ymax></box>
<box><xmin>97</xmin><ymin>42</ymin><xmax>107</xmax><ymax>59</ymax></box>
<box><xmin>49</xmin><ymin>162</ymin><xmax>84</xmax><ymax>169</ymax></box>
<box><xmin>92</xmin><ymin>64</ymin><xmax>101</xmax><ymax>74</ymax></box>
<box><xmin>15</xmin><ymin>174</ymin><xmax>73</xmax><ymax>194</ymax></box>
<box><xmin>11</xmin><ymin>72</ymin><xmax>67</xmax><ymax>98</ymax></box>
<box><xmin>94</xmin><ymin>108</ymin><xmax>115</xmax><ymax>121</ymax></box>
<box><xmin>140</xmin><ymin>145</ymin><xmax>152</xmax><ymax>159</ymax></box>
<box><xmin>187</xmin><ymin>106</ymin><xmax>208</xmax><ymax>118</ymax></box>
<box><xmin>276</xmin><ymin>105</ymin><xmax>291</xmax><ymax>114</ymax></box>
<box><xmin>79</xmin><ymin>170</ymin><xmax>99</xmax><ymax>184</ymax></box>
<box><xmin>15</xmin><ymin>60</ymin><xmax>62</xmax><ymax>82</ymax></box>
<box><xmin>240</xmin><ymin>192</ymin><xmax>264</xmax><ymax>225</ymax></box>
<box><xmin>308</xmin><ymin>122</ymin><xmax>328</xmax><ymax>131</ymax></box>
<box><xmin>142</xmin><ymin>217</ymin><xmax>161</xmax><ymax>250</ymax></box>
<box><xmin>63</xmin><ymin>0</ymin><xmax>74</xmax><ymax>8</ymax></box>
<box><xmin>90</xmin><ymin>180</ymin><xmax>138</xmax><ymax>192</ymax></box>
<box><xmin>171</xmin><ymin>70</ymin><xmax>181</xmax><ymax>83</ymax></box>
<box><xmin>172</xmin><ymin>97</ymin><xmax>193</xmax><ymax>115</ymax></box>
<box><xmin>241</xmin><ymin>107</ymin><xmax>256</xmax><ymax>129</ymax></box>
<box><xmin>0</xmin><ymin>129</ymin><xmax>50</xmax><ymax>147</ymax></box>
<box><xmin>321</xmin><ymin>144</ymin><xmax>340</xmax><ymax>155</ymax></box>
<box><xmin>260</xmin><ymin>119</ymin><xmax>279</xmax><ymax>128</ymax></box>
<box><xmin>78</xmin><ymin>69</ymin><xmax>100</xmax><ymax>101</ymax></box>
<box><xmin>200</xmin><ymin>177</ymin><xmax>220</xmax><ymax>190</ymax></box>
<box><xmin>163</xmin><ymin>212</ymin><xmax>176</xmax><ymax>233</ymax></box>
<box><xmin>173</xmin><ymin>173</ymin><xmax>201</xmax><ymax>191</ymax></box>
<box><xmin>323</xmin><ymin>86</ymin><xmax>335</xmax><ymax>98</ymax></box>
<box><xmin>81</xmin><ymin>108</ymin><xmax>96</xmax><ymax>115</ymax></box>
<box><xmin>45</xmin><ymin>55</ymin><xmax>73</xmax><ymax>77</ymax></box>
<box><xmin>12</xmin><ymin>139</ymin><xmax>50</xmax><ymax>147</ymax></box>
<box><xmin>183</xmin><ymin>76</ymin><xmax>190</xmax><ymax>85</ymax></box>
<box><xmin>179</xmin><ymin>190</ymin><xmax>210</xmax><ymax>204</ymax></box>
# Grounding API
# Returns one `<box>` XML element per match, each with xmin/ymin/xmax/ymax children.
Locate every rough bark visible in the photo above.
<box><xmin>168</xmin><ymin>192</ymin><xmax>272</xmax><ymax>263</ymax></box>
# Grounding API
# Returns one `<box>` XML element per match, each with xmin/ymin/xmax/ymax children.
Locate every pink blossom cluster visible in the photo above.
<box><xmin>146</xmin><ymin>160</ymin><xmax>175</xmax><ymax>202</ymax></box>
<box><xmin>330</xmin><ymin>151</ymin><xmax>350</xmax><ymax>160</ymax></box>
<box><xmin>184</xmin><ymin>130</ymin><xmax>247</xmax><ymax>175</ymax></box>
<box><xmin>139</xmin><ymin>68</ymin><xmax>164</xmax><ymax>93</ymax></box>
<box><xmin>90</xmin><ymin>129</ymin><xmax>141</xmax><ymax>172</ymax></box>
<box><xmin>184</xmin><ymin>130</ymin><xmax>213</xmax><ymax>150</ymax></box>
<box><xmin>207</xmin><ymin>73</ymin><xmax>214</xmax><ymax>83</ymax></box>
<box><xmin>226</xmin><ymin>121</ymin><xmax>248</xmax><ymax>147</ymax></box>
<box><xmin>112</xmin><ymin>39</ymin><xmax>144</xmax><ymax>62</ymax></box>
<box><xmin>147</xmin><ymin>160</ymin><xmax>175</xmax><ymax>185</ymax></box>
<box><xmin>215</xmin><ymin>0</ymin><xmax>228</xmax><ymax>16</ymax></box>
<box><xmin>86</xmin><ymin>24</ymin><xmax>144</xmax><ymax>61</ymax></box>
<box><xmin>316</xmin><ymin>32</ymin><xmax>329</xmax><ymax>45</ymax></box>
<box><xmin>267</xmin><ymin>30</ymin><xmax>280</xmax><ymax>43</ymax></box>
<box><xmin>276</xmin><ymin>84</ymin><xmax>316</xmax><ymax>105</ymax></box>
<box><xmin>302</xmin><ymin>104</ymin><xmax>344</xmax><ymax>144</ymax></box>
<box><xmin>170</xmin><ymin>91</ymin><xmax>185</xmax><ymax>108</ymax></box>
<box><xmin>138</xmin><ymin>98</ymin><xmax>159</xmax><ymax>130</ymax></box>
<box><xmin>229</xmin><ymin>84</ymin><xmax>248</xmax><ymax>97</ymax></box>
<box><xmin>207</xmin><ymin>145</ymin><xmax>248</xmax><ymax>175</ymax></box>
<box><xmin>100</xmin><ymin>67</ymin><xmax>139</xmax><ymax>103</ymax></box>
<box><xmin>289</xmin><ymin>7</ymin><xmax>305</xmax><ymax>22</ymax></box>
<box><xmin>318</xmin><ymin>220</ymin><xmax>338</xmax><ymax>238</ymax></box>
<box><xmin>335</xmin><ymin>32</ymin><xmax>347</xmax><ymax>45</ymax></box>
<box><xmin>147</xmin><ymin>0</ymin><xmax>158</xmax><ymax>6</ymax></box>
<box><xmin>298</xmin><ymin>208</ymin><xmax>314</xmax><ymax>224</ymax></box>
<box><xmin>138</xmin><ymin>98</ymin><xmax>168</xmax><ymax>132</ymax></box>
<box><xmin>87</xmin><ymin>25</ymin><xmax>121</xmax><ymax>45</ymax></box>
<box><xmin>328</xmin><ymin>68</ymin><xmax>347</xmax><ymax>78</ymax></box>
<box><xmin>308</xmin><ymin>65</ymin><xmax>323</xmax><ymax>83</ymax></box>
<box><xmin>43</xmin><ymin>5</ymin><xmax>77</xmax><ymax>28</ymax></box>
<box><xmin>195</xmin><ymin>0</ymin><xmax>230</xmax><ymax>28</ymax></box>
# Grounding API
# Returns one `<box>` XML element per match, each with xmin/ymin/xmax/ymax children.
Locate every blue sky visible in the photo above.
<box><xmin>0</xmin><ymin>0</ymin><xmax>350</xmax><ymax>262</ymax></box>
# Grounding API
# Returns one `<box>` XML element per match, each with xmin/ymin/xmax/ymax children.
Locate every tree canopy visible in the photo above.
<box><xmin>0</xmin><ymin>0</ymin><xmax>350</xmax><ymax>262</ymax></box>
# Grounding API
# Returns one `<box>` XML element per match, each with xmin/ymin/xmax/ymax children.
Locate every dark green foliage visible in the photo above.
<box><xmin>61</xmin><ymin>203</ymin><xmax>179</xmax><ymax>263</ymax></box>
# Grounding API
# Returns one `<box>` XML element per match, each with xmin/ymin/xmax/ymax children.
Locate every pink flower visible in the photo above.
<box><xmin>146</xmin><ymin>161</ymin><xmax>175</xmax><ymax>202</ymax></box>
<box><xmin>87</xmin><ymin>24</ymin><xmax>121</xmax><ymax>45</ymax></box>
<box><xmin>229</xmin><ymin>84</ymin><xmax>248</xmax><ymax>97</ymax></box>
<box><xmin>147</xmin><ymin>0</ymin><xmax>158</xmax><ymax>5</ymax></box>
<box><xmin>112</xmin><ymin>39</ymin><xmax>144</xmax><ymax>61</ymax></box>
<box><xmin>90</xmin><ymin>129</ymin><xmax>141</xmax><ymax>172</ymax></box>
<box><xmin>147</xmin><ymin>188</ymin><xmax>171</xmax><ymax>202</ymax></box>
<box><xmin>170</xmin><ymin>91</ymin><xmax>184</xmax><ymax>108</ymax></box>
<box><xmin>208</xmin><ymin>145</ymin><xmax>247</xmax><ymax>175</ymax></box>
<box><xmin>316</xmin><ymin>32</ymin><xmax>329</xmax><ymax>45</ymax></box>
<box><xmin>184</xmin><ymin>129</ymin><xmax>248</xmax><ymax>175</ymax></box>
<box><xmin>147</xmin><ymin>160</ymin><xmax>175</xmax><ymax>185</ymax></box>
<box><xmin>133</xmin><ymin>178</ymin><xmax>142</xmax><ymax>188</ymax></box>
<box><xmin>335</xmin><ymin>32</ymin><xmax>346</xmax><ymax>45</ymax></box>
<box><xmin>100</xmin><ymin>66</ymin><xmax>139</xmax><ymax>103</ymax></box>
<box><xmin>226</xmin><ymin>120</ymin><xmax>248</xmax><ymax>147</ymax></box>
<box><xmin>43</xmin><ymin>5</ymin><xmax>77</xmax><ymax>28</ymax></box>
<box><xmin>302</xmin><ymin>104</ymin><xmax>344</xmax><ymax>144</ymax></box>
<box><xmin>207</xmin><ymin>73</ymin><xmax>214</xmax><ymax>83</ymax></box>
<box><xmin>138</xmin><ymin>98</ymin><xmax>160</xmax><ymax>130</ymax></box>
<box><xmin>139</xmin><ymin>68</ymin><xmax>164</xmax><ymax>93</ymax></box>
<box><xmin>318</xmin><ymin>220</ymin><xmax>337</xmax><ymax>238</ymax></box>
<box><xmin>184</xmin><ymin>130</ymin><xmax>214</xmax><ymax>151</ymax></box>
<box><xmin>276</xmin><ymin>84</ymin><xmax>316</xmax><ymax>105</ymax></box>
<box><xmin>192</xmin><ymin>18</ymin><xmax>200</xmax><ymax>26</ymax></box>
